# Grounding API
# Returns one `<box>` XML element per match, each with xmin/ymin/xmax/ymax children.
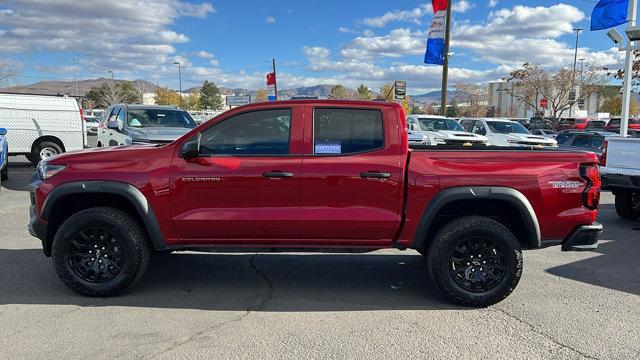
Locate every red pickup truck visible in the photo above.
<box><xmin>28</xmin><ymin>100</ymin><xmax>602</xmax><ymax>307</ymax></box>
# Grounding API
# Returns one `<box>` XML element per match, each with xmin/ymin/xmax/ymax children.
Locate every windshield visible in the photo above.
<box><xmin>417</xmin><ymin>118</ymin><xmax>465</xmax><ymax>132</ymax></box>
<box><xmin>127</xmin><ymin>109</ymin><xmax>197</xmax><ymax>129</ymax></box>
<box><xmin>487</xmin><ymin>121</ymin><xmax>530</xmax><ymax>134</ymax></box>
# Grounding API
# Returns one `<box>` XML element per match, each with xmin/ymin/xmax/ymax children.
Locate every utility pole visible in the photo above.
<box><xmin>108</xmin><ymin>70</ymin><xmax>114</xmax><ymax>85</ymax></box>
<box><xmin>621</xmin><ymin>0</ymin><xmax>638</xmax><ymax>137</ymax></box>
<box><xmin>73</xmin><ymin>56</ymin><xmax>79</xmax><ymax>97</ymax></box>
<box><xmin>569</xmin><ymin>27</ymin><xmax>583</xmax><ymax>117</ymax></box>
<box><xmin>578</xmin><ymin>58</ymin><xmax>585</xmax><ymax>78</ymax></box>
<box><xmin>439</xmin><ymin>0</ymin><xmax>453</xmax><ymax>116</ymax></box>
<box><xmin>174</xmin><ymin>61</ymin><xmax>182</xmax><ymax>107</ymax></box>
<box><xmin>272</xmin><ymin>58</ymin><xmax>278</xmax><ymax>100</ymax></box>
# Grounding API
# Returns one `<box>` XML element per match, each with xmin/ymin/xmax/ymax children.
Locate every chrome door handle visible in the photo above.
<box><xmin>263</xmin><ymin>171</ymin><xmax>294</xmax><ymax>178</ymax></box>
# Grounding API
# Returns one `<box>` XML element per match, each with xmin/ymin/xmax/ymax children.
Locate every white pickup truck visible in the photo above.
<box><xmin>601</xmin><ymin>135</ymin><xmax>640</xmax><ymax>219</ymax></box>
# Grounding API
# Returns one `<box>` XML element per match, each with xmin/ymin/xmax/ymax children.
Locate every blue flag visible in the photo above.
<box><xmin>591</xmin><ymin>0</ymin><xmax>629</xmax><ymax>31</ymax></box>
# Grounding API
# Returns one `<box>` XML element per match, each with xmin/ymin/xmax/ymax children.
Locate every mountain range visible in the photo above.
<box><xmin>0</xmin><ymin>78</ymin><xmax>451</xmax><ymax>105</ymax></box>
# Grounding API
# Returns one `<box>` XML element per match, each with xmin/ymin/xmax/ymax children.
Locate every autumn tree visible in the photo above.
<box><xmin>600</xmin><ymin>95</ymin><xmax>639</xmax><ymax>115</ymax></box>
<box><xmin>183</xmin><ymin>93</ymin><xmax>201</xmax><ymax>110</ymax></box>
<box><xmin>379</xmin><ymin>84</ymin><xmax>394</xmax><ymax>101</ymax></box>
<box><xmin>200</xmin><ymin>80</ymin><xmax>224</xmax><ymax>110</ymax></box>
<box><xmin>454</xmin><ymin>82</ymin><xmax>489</xmax><ymax>117</ymax></box>
<box><xmin>505</xmin><ymin>63</ymin><xmax>607</xmax><ymax>118</ymax></box>
<box><xmin>154</xmin><ymin>87</ymin><xmax>180</xmax><ymax>106</ymax></box>
<box><xmin>357</xmin><ymin>84</ymin><xmax>373</xmax><ymax>100</ymax></box>
<box><xmin>402</xmin><ymin>97</ymin><xmax>412</xmax><ymax>115</ymax></box>
<box><xmin>254</xmin><ymin>89</ymin><xmax>268</xmax><ymax>102</ymax></box>
<box><xmin>329</xmin><ymin>84</ymin><xmax>349</xmax><ymax>99</ymax></box>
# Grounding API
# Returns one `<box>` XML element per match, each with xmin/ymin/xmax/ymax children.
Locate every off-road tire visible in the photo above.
<box><xmin>615</xmin><ymin>192</ymin><xmax>640</xmax><ymax>220</ymax></box>
<box><xmin>52</xmin><ymin>207</ymin><xmax>150</xmax><ymax>297</ymax></box>
<box><xmin>427</xmin><ymin>216</ymin><xmax>523</xmax><ymax>307</ymax></box>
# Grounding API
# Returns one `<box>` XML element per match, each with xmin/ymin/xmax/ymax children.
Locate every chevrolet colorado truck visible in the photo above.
<box><xmin>28</xmin><ymin>100</ymin><xmax>603</xmax><ymax>307</ymax></box>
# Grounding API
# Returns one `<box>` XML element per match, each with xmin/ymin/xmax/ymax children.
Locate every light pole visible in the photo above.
<box><xmin>174</xmin><ymin>61</ymin><xmax>182</xmax><ymax>107</ymax></box>
<box><xmin>73</xmin><ymin>56</ymin><xmax>79</xmax><ymax>97</ymax></box>
<box><xmin>569</xmin><ymin>27</ymin><xmax>583</xmax><ymax>117</ymax></box>
<box><xmin>439</xmin><ymin>0</ymin><xmax>453</xmax><ymax>116</ymax></box>
<box><xmin>107</xmin><ymin>70</ymin><xmax>115</xmax><ymax>85</ymax></box>
<box><xmin>578</xmin><ymin>58</ymin><xmax>585</xmax><ymax>78</ymax></box>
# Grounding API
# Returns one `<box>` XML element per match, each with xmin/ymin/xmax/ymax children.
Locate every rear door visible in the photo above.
<box><xmin>170</xmin><ymin>106</ymin><xmax>303</xmax><ymax>243</ymax></box>
<box><xmin>298</xmin><ymin>105</ymin><xmax>404</xmax><ymax>244</ymax></box>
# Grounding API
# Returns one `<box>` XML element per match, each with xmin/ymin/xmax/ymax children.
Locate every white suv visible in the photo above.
<box><xmin>406</xmin><ymin>115</ymin><xmax>488</xmax><ymax>146</ymax></box>
<box><xmin>460</xmin><ymin>118</ymin><xmax>557</xmax><ymax>147</ymax></box>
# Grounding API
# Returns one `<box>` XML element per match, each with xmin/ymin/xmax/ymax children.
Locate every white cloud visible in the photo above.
<box><xmin>453</xmin><ymin>0</ymin><xmax>474</xmax><ymax>13</ymax></box>
<box><xmin>265</xmin><ymin>16</ymin><xmax>276</xmax><ymax>24</ymax></box>
<box><xmin>195</xmin><ymin>51</ymin><xmax>215</xmax><ymax>59</ymax></box>
<box><xmin>339</xmin><ymin>26</ymin><xmax>356</xmax><ymax>33</ymax></box>
<box><xmin>360</xmin><ymin>1</ymin><xmax>472</xmax><ymax>28</ymax></box>
<box><xmin>488</xmin><ymin>0</ymin><xmax>498</xmax><ymax>8</ymax></box>
<box><xmin>0</xmin><ymin>0</ymin><xmax>215</xmax><ymax>77</ymax></box>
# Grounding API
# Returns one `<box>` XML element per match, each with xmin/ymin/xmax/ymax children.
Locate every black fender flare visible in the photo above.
<box><xmin>41</xmin><ymin>180</ymin><xmax>166</xmax><ymax>249</ymax></box>
<box><xmin>412</xmin><ymin>186</ymin><xmax>541</xmax><ymax>249</ymax></box>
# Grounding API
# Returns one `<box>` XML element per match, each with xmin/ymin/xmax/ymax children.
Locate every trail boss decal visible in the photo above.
<box><xmin>549</xmin><ymin>181</ymin><xmax>582</xmax><ymax>189</ymax></box>
<box><xmin>182</xmin><ymin>177</ymin><xmax>222</xmax><ymax>182</ymax></box>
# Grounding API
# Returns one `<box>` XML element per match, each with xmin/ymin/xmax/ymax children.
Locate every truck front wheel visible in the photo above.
<box><xmin>614</xmin><ymin>192</ymin><xmax>640</xmax><ymax>220</ymax></box>
<box><xmin>51</xmin><ymin>207</ymin><xmax>150</xmax><ymax>297</ymax></box>
<box><xmin>427</xmin><ymin>216</ymin><xmax>523</xmax><ymax>307</ymax></box>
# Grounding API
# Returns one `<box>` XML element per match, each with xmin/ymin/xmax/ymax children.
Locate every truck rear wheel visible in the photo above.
<box><xmin>427</xmin><ymin>216</ymin><xmax>523</xmax><ymax>307</ymax></box>
<box><xmin>51</xmin><ymin>207</ymin><xmax>150</xmax><ymax>297</ymax></box>
<box><xmin>615</xmin><ymin>192</ymin><xmax>640</xmax><ymax>220</ymax></box>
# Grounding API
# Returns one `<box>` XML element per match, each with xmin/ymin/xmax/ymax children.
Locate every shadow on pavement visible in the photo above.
<box><xmin>1</xmin><ymin>161</ymin><xmax>33</xmax><ymax>192</ymax></box>
<box><xmin>0</xmin><ymin>249</ymin><xmax>462</xmax><ymax>311</ymax></box>
<box><xmin>546</xmin><ymin>203</ymin><xmax>640</xmax><ymax>296</ymax></box>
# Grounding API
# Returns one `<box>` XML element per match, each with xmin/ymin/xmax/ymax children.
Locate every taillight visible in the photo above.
<box><xmin>599</xmin><ymin>140</ymin><xmax>608</xmax><ymax>166</ymax></box>
<box><xmin>580</xmin><ymin>164</ymin><xmax>601</xmax><ymax>210</ymax></box>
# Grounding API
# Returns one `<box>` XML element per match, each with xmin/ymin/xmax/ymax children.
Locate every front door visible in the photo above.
<box><xmin>170</xmin><ymin>107</ymin><xmax>303</xmax><ymax>243</ymax></box>
<box><xmin>298</xmin><ymin>106</ymin><xmax>404</xmax><ymax>244</ymax></box>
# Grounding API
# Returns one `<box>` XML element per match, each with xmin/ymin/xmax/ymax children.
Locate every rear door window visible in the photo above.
<box><xmin>313</xmin><ymin>108</ymin><xmax>383</xmax><ymax>155</ymax></box>
<box><xmin>572</xmin><ymin>135</ymin><xmax>593</xmax><ymax>148</ymax></box>
<box><xmin>556</xmin><ymin>133</ymin><xmax>573</xmax><ymax>145</ymax></box>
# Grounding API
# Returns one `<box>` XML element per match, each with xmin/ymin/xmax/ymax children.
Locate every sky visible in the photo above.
<box><xmin>0</xmin><ymin>0</ymin><xmax>630</xmax><ymax>94</ymax></box>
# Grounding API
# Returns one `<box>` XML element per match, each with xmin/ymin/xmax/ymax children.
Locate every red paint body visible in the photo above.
<box><xmin>37</xmin><ymin>100</ymin><xmax>600</xmax><ymax>249</ymax></box>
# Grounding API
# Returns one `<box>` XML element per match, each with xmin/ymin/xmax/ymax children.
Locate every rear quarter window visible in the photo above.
<box><xmin>313</xmin><ymin>108</ymin><xmax>383</xmax><ymax>155</ymax></box>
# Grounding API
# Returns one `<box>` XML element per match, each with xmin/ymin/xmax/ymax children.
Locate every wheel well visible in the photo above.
<box><xmin>45</xmin><ymin>192</ymin><xmax>148</xmax><ymax>254</ymax></box>
<box><xmin>32</xmin><ymin>136</ymin><xmax>65</xmax><ymax>153</ymax></box>
<box><xmin>422</xmin><ymin>199</ymin><xmax>533</xmax><ymax>250</ymax></box>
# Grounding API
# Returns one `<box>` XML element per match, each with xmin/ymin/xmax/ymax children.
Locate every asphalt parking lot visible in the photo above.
<box><xmin>1</xmin><ymin>161</ymin><xmax>639</xmax><ymax>360</ymax></box>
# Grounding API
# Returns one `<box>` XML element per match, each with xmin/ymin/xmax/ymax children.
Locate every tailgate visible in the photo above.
<box><xmin>603</xmin><ymin>138</ymin><xmax>640</xmax><ymax>176</ymax></box>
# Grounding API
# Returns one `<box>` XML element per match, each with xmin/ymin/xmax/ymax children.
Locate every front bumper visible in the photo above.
<box><xmin>561</xmin><ymin>222</ymin><xmax>603</xmax><ymax>251</ymax></box>
<box><xmin>27</xmin><ymin>176</ymin><xmax>50</xmax><ymax>255</ymax></box>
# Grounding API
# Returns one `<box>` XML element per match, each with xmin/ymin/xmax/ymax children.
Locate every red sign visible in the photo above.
<box><xmin>540</xmin><ymin>98</ymin><xmax>548</xmax><ymax>108</ymax></box>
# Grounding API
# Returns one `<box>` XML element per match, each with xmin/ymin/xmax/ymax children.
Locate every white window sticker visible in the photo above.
<box><xmin>315</xmin><ymin>142</ymin><xmax>342</xmax><ymax>154</ymax></box>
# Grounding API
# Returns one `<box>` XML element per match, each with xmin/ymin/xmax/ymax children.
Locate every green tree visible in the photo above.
<box><xmin>446</xmin><ymin>101</ymin><xmax>460</xmax><ymax>117</ymax></box>
<box><xmin>357</xmin><ymin>84</ymin><xmax>373</xmax><ymax>100</ymax></box>
<box><xmin>154</xmin><ymin>87</ymin><xmax>180</xmax><ymax>106</ymax></box>
<box><xmin>600</xmin><ymin>95</ymin><xmax>639</xmax><ymax>115</ymax></box>
<box><xmin>255</xmin><ymin>89</ymin><xmax>268</xmax><ymax>102</ymax></box>
<box><xmin>200</xmin><ymin>80</ymin><xmax>224</xmax><ymax>110</ymax></box>
<box><xmin>329</xmin><ymin>84</ymin><xmax>349</xmax><ymax>99</ymax></box>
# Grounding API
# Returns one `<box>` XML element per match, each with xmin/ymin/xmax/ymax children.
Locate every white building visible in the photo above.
<box><xmin>488</xmin><ymin>81</ymin><xmax>609</xmax><ymax>118</ymax></box>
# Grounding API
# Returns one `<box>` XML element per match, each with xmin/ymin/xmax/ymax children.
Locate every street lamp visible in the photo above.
<box><xmin>107</xmin><ymin>70</ymin><xmax>115</xmax><ymax>85</ymax></box>
<box><xmin>569</xmin><ymin>27</ymin><xmax>583</xmax><ymax>117</ymax></box>
<box><xmin>73</xmin><ymin>56</ymin><xmax>79</xmax><ymax>97</ymax></box>
<box><xmin>173</xmin><ymin>61</ymin><xmax>182</xmax><ymax>107</ymax></box>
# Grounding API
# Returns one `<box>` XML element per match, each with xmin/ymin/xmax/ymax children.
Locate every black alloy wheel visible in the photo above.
<box><xmin>448</xmin><ymin>237</ymin><xmax>506</xmax><ymax>293</ymax></box>
<box><xmin>68</xmin><ymin>228</ymin><xmax>126</xmax><ymax>283</ymax></box>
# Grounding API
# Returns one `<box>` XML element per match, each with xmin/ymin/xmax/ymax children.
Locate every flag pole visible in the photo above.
<box><xmin>439</xmin><ymin>0</ymin><xmax>452</xmax><ymax>116</ymax></box>
<box><xmin>272</xmin><ymin>58</ymin><xmax>278</xmax><ymax>101</ymax></box>
<box><xmin>621</xmin><ymin>0</ymin><xmax>637</xmax><ymax>137</ymax></box>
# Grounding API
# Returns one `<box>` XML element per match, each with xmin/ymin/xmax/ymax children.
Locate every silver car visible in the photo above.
<box><xmin>97</xmin><ymin>105</ymin><xmax>197</xmax><ymax>147</ymax></box>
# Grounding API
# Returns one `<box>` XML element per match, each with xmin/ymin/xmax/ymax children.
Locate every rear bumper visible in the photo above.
<box><xmin>561</xmin><ymin>222</ymin><xmax>603</xmax><ymax>251</ymax></box>
<box><xmin>602</xmin><ymin>173</ymin><xmax>640</xmax><ymax>192</ymax></box>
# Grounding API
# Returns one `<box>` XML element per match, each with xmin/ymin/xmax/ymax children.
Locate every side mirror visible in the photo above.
<box><xmin>410</xmin><ymin>123</ymin><xmax>418</xmax><ymax>131</ymax></box>
<box><xmin>107</xmin><ymin>120</ymin><xmax>122</xmax><ymax>131</ymax></box>
<box><xmin>0</xmin><ymin>128</ymin><xmax>6</xmax><ymax>136</ymax></box>
<box><xmin>180</xmin><ymin>134</ymin><xmax>201</xmax><ymax>158</ymax></box>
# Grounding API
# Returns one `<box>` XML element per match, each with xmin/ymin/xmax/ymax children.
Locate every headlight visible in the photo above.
<box><xmin>506</xmin><ymin>139</ymin><xmax>519</xmax><ymax>143</ymax></box>
<box><xmin>433</xmin><ymin>137</ymin><xmax>446</xmax><ymax>143</ymax></box>
<box><xmin>421</xmin><ymin>135</ymin><xmax>431</xmax><ymax>145</ymax></box>
<box><xmin>37</xmin><ymin>161</ymin><xmax>66</xmax><ymax>180</ymax></box>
